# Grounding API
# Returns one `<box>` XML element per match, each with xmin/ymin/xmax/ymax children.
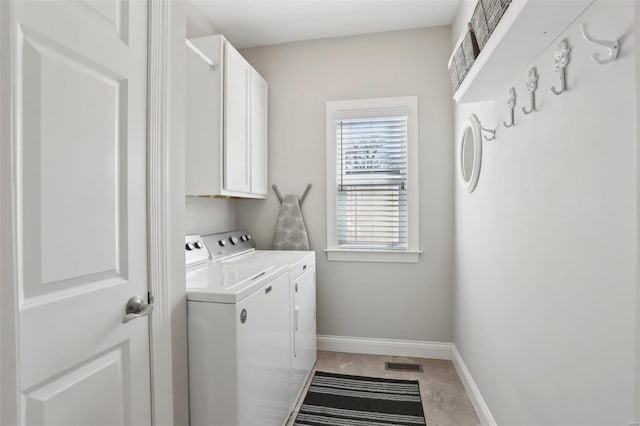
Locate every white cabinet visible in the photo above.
<box><xmin>289</xmin><ymin>259</ymin><xmax>317</xmax><ymax>408</ymax></box>
<box><xmin>186</xmin><ymin>35</ymin><xmax>268</xmax><ymax>198</ymax></box>
<box><xmin>223</xmin><ymin>43</ymin><xmax>252</xmax><ymax>193</ymax></box>
<box><xmin>250</xmin><ymin>70</ymin><xmax>269</xmax><ymax>196</ymax></box>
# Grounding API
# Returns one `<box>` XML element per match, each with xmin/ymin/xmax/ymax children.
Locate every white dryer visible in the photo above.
<box><xmin>185</xmin><ymin>230</ymin><xmax>316</xmax><ymax>426</ymax></box>
<box><xmin>252</xmin><ymin>250</ymin><xmax>317</xmax><ymax>408</ymax></box>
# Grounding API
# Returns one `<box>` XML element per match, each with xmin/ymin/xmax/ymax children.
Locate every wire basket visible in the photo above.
<box><xmin>471</xmin><ymin>0</ymin><xmax>510</xmax><ymax>50</ymax></box>
<box><xmin>449</xmin><ymin>62</ymin><xmax>461</xmax><ymax>92</ymax></box>
<box><xmin>483</xmin><ymin>0</ymin><xmax>510</xmax><ymax>34</ymax></box>
<box><xmin>461</xmin><ymin>25</ymin><xmax>481</xmax><ymax>72</ymax></box>
<box><xmin>454</xmin><ymin>45</ymin><xmax>467</xmax><ymax>83</ymax></box>
<box><xmin>471</xmin><ymin>1</ymin><xmax>490</xmax><ymax>50</ymax></box>
<box><xmin>449</xmin><ymin>24</ymin><xmax>481</xmax><ymax>93</ymax></box>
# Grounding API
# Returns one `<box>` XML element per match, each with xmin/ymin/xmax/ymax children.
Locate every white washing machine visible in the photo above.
<box><xmin>185</xmin><ymin>230</ymin><xmax>316</xmax><ymax>426</ymax></box>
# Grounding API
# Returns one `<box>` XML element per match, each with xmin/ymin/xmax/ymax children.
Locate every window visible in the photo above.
<box><xmin>336</xmin><ymin>116</ymin><xmax>408</xmax><ymax>249</ymax></box>
<box><xmin>325</xmin><ymin>97</ymin><xmax>421</xmax><ymax>263</ymax></box>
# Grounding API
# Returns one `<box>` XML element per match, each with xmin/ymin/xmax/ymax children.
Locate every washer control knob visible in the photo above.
<box><xmin>194</xmin><ymin>241</ymin><xmax>204</xmax><ymax>249</ymax></box>
<box><xmin>240</xmin><ymin>235</ymin><xmax>247</xmax><ymax>242</ymax></box>
<box><xmin>229</xmin><ymin>236</ymin><xmax>238</xmax><ymax>245</ymax></box>
<box><xmin>218</xmin><ymin>240</ymin><xmax>226</xmax><ymax>247</ymax></box>
<box><xmin>246</xmin><ymin>234</ymin><xmax>252</xmax><ymax>241</ymax></box>
<box><xmin>185</xmin><ymin>242</ymin><xmax>195</xmax><ymax>251</ymax></box>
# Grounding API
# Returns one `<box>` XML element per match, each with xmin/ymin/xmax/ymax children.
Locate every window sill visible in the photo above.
<box><xmin>324</xmin><ymin>248</ymin><xmax>422</xmax><ymax>263</ymax></box>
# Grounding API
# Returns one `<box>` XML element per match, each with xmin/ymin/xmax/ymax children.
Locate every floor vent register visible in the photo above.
<box><xmin>384</xmin><ymin>362</ymin><xmax>423</xmax><ymax>373</ymax></box>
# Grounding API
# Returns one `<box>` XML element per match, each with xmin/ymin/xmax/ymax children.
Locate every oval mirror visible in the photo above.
<box><xmin>457</xmin><ymin>114</ymin><xmax>482</xmax><ymax>193</ymax></box>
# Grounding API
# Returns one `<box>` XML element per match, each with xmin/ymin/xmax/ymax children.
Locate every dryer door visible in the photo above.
<box><xmin>291</xmin><ymin>266</ymin><xmax>317</xmax><ymax>402</ymax></box>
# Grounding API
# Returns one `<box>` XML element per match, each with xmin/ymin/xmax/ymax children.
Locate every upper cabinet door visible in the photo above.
<box><xmin>224</xmin><ymin>42</ymin><xmax>251</xmax><ymax>193</ymax></box>
<box><xmin>251</xmin><ymin>70</ymin><xmax>269</xmax><ymax>196</ymax></box>
<box><xmin>186</xmin><ymin>37</ymin><xmax>223</xmax><ymax>196</ymax></box>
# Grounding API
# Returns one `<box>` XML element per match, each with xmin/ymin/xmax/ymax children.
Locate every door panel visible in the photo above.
<box><xmin>23</xmin><ymin>344</ymin><xmax>129</xmax><ymax>426</ymax></box>
<box><xmin>77</xmin><ymin>0</ymin><xmax>129</xmax><ymax>43</ymax></box>
<box><xmin>223</xmin><ymin>42</ymin><xmax>251</xmax><ymax>193</ymax></box>
<box><xmin>20</xmin><ymin>26</ymin><xmax>126</xmax><ymax>298</ymax></box>
<box><xmin>10</xmin><ymin>1</ymin><xmax>150</xmax><ymax>425</ymax></box>
<box><xmin>250</xmin><ymin>70</ymin><xmax>268</xmax><ymax>196</ymax></box>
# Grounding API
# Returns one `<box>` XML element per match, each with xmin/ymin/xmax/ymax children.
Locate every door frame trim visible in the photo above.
<box><xmin>636</xmin><ymin>1</ymin><xmax>640</xmax><ymax>422</ymax></box>
<box><xmin>0</xmin><ymin>1</ymin><xmax>20</xmax><ymax>424</ymax></box>
<box><xmin>147</xmin><ymin>1</ymin><xmax>188</xmax><ymax>425</ymax></box>
<box><xmin>147</xmin><ymin>1</ymin><xmax>175</xmax><ymax>425</ymax></box>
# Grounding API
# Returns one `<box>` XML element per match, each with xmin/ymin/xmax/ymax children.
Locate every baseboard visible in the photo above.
<box><xmin>451</xmin><ymin>346</ymin><xmax>497</xmax><ymax>426</ymax></box>
<box><xmin>316</xmin><ymin>334</ymin><xmax>453</xmax><ymax>360</ymax></box>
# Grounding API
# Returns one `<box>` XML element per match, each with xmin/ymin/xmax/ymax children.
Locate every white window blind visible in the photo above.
<box><xmin>336</xmin><ymin>116</ymin><xmax>408</xmax><ymax>250</ymax></box>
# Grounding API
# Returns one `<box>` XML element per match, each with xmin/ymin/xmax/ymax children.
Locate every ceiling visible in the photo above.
<box><xmin>190</xmin><ymin>1</ymin><xmax>462</xmax><ymax>49</ymax></box>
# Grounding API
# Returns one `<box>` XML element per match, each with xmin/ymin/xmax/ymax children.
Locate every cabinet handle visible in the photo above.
<box><xmin>295</xmin><ymin>306</ymin><xmax>300</xmax><ymax>331</ymax></box>
<box><xmin>265</xmin><ymin>285</ymin><xmax>272</xmax><ymax>294</ymax></box>
<box><xmin>251</xmin><ymin>271</ymin><xmax>266</xmax><ymax>281</ymax></box>
<box><xmin>303</xmin><ymin>264</ymin><xmax>307</xmax><ymax>270</ymax></box>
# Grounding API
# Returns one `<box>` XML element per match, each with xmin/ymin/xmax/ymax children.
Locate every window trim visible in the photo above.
<box><xmin>325</xmin><ymin>96</ymin><xmax>421</xmax><ymax>263</ymax></box>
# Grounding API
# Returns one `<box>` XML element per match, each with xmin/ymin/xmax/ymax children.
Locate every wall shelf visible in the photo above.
<box><xmin>454</xmin><ymin>0</ymin><xmax>595</xmax><ymax>104</ymax></box>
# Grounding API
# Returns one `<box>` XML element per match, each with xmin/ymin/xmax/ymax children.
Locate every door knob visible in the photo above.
<box><xmin>122</xmin><ymin>296</ymin><xmax>154</xmax><ymax>323</ymax></box>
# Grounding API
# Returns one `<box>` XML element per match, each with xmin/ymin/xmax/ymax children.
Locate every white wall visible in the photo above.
<box><xmin>186</xmin><ymin>2</ymin><xmax>219</xmax><ymax>39</ymax></box>
<box><xmin>238</xmin><ymin>27</ymin><xmax>455</xmax><ymax>342</ymax></box>
<box><xmin>453</xmin><ymin>1</ymin><xmax>637</xmax><ymax>424</ymax></box>
<box><xmin>636</xmin><ymin>2</ymin><xmax>640</xmax><ymax>420</ymax></box>
<box><xmin>184</xmin><ymin>3</ymin><xmax>235</xmax><ymax>237</ymax></box>
<box><xmin>185</xmin><ymin>197</ymin><xmax>236</xmax><ymax>235</ymax></box>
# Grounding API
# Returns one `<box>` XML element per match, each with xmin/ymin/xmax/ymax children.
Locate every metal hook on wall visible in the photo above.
<box><xmin>272</xmin><ymin>184</ymin><xmax>312</xmax><ymax>206</ymax></box>
<box><xmin>503</xmin><ymin>87</ymin><xmax>517</xmax><ymax>128</ymax></box>
<box><xmin>479</xmin><ymin>122</ymin><xmax>496</xmax><ymax>142</ymax></box>
<box><xmin>550</xmin><ymin>39</ymin><xmax>571</xmax><ymax>96</ymax></box>
<box><xmin>580</xmin><ymin>23</ymin><xmax>619</xmax><ymax>65</ymax></box>
<box><xmin>522</xmin><ymin>67</ymin><xmax>538</xmax><ymax>115</ymax></box>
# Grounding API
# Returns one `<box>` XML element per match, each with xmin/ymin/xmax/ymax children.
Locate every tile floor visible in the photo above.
<box><xmin>286</xmin><ymin>351</ymin><xmax>480</xmax><ymax>426</ymax></box>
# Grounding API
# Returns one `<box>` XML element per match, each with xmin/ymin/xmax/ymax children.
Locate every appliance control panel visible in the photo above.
<box><xmin>202</xmin><ymin>229</ymin><xmax>256</xmax><ymax>261</ymax></box>
<box><xmin>185</xmin><ymin>235</ymin><xmax>210</xmax><ymax>267</ymax></box>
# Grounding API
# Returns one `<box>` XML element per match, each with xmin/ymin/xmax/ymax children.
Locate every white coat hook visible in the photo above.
<box><xmin>479</xmin><ymin>122</ymin><xmax>496</xmax><ymax>141</ymax></box>
<box><xmin>580</xmin><ymin>23</ymin><xmax>619</xmax><ymax>65</ymax></box>
<box><xmin>522</xmin><ymin>67</ymin><xmax>538</xmax><ymax>115</ymax></box>
<box><xmin>503</xmin><ymin>87</ymin><xmax>517</xmax><ymax>128</ymax></box>
<box><xmin>550</xmin><ymin>39</ymin><xmax>571</xmax><ymax>96</ymax></box>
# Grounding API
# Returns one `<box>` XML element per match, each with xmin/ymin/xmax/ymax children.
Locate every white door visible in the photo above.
<box><xmin>250</xmin><ymin>69</ymin><xmax>268</xmax><ymax>197</ymax></box>
<box><xmin>223</xmin><ymin>41</ymin><xmax>251</xmax><ymax>193</ymax></box>
<box><xmin>7</xmin><ymin>1</ymin><xmax>151</xmax><ymax>425</ymax></box>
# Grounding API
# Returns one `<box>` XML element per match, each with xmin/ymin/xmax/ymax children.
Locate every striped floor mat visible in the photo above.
<box><xmin>293</xmin><ymin>371</ymin><xmax>426</xmax><ymax>426</ymax></box>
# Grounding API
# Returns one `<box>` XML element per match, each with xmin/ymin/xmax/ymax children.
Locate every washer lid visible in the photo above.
<box><xmin>186</xmin><ymin>262</ymin><xmax>288</xmax><ymax>304</ymax></box>
<box><xmin>253</xmin><ymin>250</ymin><xmax>315</xmax><ymax>272</ymax></box>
